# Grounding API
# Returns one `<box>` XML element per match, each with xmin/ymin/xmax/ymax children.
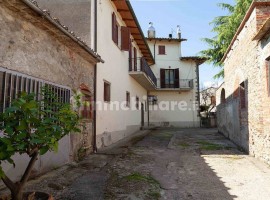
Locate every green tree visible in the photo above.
<box><xmin>200</xmin><ymin>0</ymin><xmax>252</xmax><ymax>78</ymax></box>
<box><xmin>0</xmin><ymin>87</ymin><xmax>81</xmax><ymax>200</ymax></box>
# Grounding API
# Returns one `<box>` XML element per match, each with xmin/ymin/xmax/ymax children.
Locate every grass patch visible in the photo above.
<box><xmin>147</xmin><ymin>190</ymin><xmax>161</xmax><ymax>199</ymax></box>
<box><xmin>178</xmin><ymin>142</ymin><xmax>190</xmax><ymax>148</ymax></box>
<box><xmin>154</xmin><ymin>132</ymin><xmax>173</xmax><ymax>139</ymax></box>
<box><xmin>197</xmin><ymin>141</ymin><xmax>223</xmax><ymax>150</ymax></box>
<box><xmin>124</xmin><ymin>172</ymin><xmax>160</xmax><ymax>185</ymax></box>
<box><xmin>131</xmin><ymin>135</ymin><xmax>146</xmax><ymax>144</ymax></box>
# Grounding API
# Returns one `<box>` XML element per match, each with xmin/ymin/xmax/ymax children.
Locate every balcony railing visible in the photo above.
<box><xmin>157</xmin><ymin>78</ymin><xmax>194</xmax><ymax>90</ymax></box>
<box><xmin>129</xmin><ymin>57</ymin><xmax>157</xmax><ymax>87</ymax></box>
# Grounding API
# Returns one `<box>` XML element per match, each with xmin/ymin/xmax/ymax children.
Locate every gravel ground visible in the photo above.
<box><xmin>1</xmin><ymin>128</ymin><xmax>270</xmax><ymax>200</ymax></box>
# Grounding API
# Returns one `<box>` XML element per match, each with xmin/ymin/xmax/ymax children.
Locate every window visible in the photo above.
<box><xmin>0</xmin><ymin>68</ymin><xmax>70</xmax><ymax>113</ymax></box>
<box><xmin>136</xmin><ymin>96</ymin><xmax>139</xmax><ymax>110</ymax></box>
<box><xmin>80</xmin><ymin>84</ymin><xmax>92</xmax><ymax>120</ymax></box>
<box><xmin>112</xmin><ymin>12</ymin><xmax>130</xmax><ymax>51</ymax></box>
<box><xmin>210</xmin><ymin>96</ymin><xmax>216</xmax><ymax>105</ymax></box>
<box><xmin>112</xmin><ymin>12</ymin><xmax>118</xmax><ymax>44</ymax></box>
<box><xmin>133</xmin><ymin>47</ymin><xmax>137</xmax><ymax>70</ymax></box>
<box><xmin>160</xmin><ymin>68</ymin><xmax>179</xmax><ymax>88</ymax></box>
<box><xmin>240</xmin><ymin>81</ymin><xmax>246</xmax><ymax>109</ymax></box>
<box><xmin>126</xmin><ymin>91</ymin><xmax>130</xmax><ymax>107</ymax></box>
<box><xmin>158</xmin><ymin>45</ymin><xmax>166</xmax><ymax>55</ymax></box>
<box><xmin>104</xmin><ymin>81</ymin><xmax>111</xmax><ymax>102</ymax></box>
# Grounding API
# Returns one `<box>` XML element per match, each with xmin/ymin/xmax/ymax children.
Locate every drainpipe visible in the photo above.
<box><xmin>147</xmin><ymin>91</ymin><xmax>150</xmax><ymax>127</ymax></box>
<box><xmin>153</xmin><ymin>40</ymin><xmax>157</xmax><ymax>62</ymax></box>
<box><xmin>93</xmin><ymin>0</ymin><xmax>98</xmax><ymax>153</ymax></box>
<box><xmin>196</xmin><ymin>63</ymin><xmax>200</xmax><ymax>127</ymax></box>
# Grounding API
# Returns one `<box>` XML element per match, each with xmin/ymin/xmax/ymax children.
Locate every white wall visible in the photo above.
<box><xmin>96</xmin><ymin>0</ymin><xmax>148</xmax><ymax>148</ymax></box>
<box><xmin>147</xmin><ymin>40</ymin><xmax>200</xmax><ymax>127</ymax></box>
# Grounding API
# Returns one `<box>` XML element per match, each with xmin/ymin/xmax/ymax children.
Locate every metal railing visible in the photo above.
<box><xmin>129</xmin><ymin>57</ymin><xmax>157</xmax><ymax>87</ymax></box>
<box><xmin>156</xmin><ymin>78</ymin><xmax>194</xmax><ymax>89</ymax></box>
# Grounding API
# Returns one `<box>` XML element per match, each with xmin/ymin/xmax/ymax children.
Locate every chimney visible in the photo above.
<box><xmin>148</xmin><ymin>22</ymin><xmax>156</xmax><ymax>38</ymax></box>
<box><xmin>177</xmin><ymin>25</ymin><xmax>181</xmax><ymax>39</ymax></box>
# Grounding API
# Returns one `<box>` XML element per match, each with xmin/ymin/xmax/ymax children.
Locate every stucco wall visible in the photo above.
<box><xmin>34</xmin><ymin>0</ymin><xmax>149</xmax><ymax>149</ymax></box>
<box><xmin>147</xmin><ymin>40</ymin><xmax>200</xmax><ymax>127</ymax></box>
<box><xmin>217</xmin><ymin>6</ymin><xmax>270</xmax><ymax>164</ymax></box>
<box><xmin>36</xmin><ymin>0</ymin><xmax>94</xmax><ymax>48</ymax></box>
<box><xmin>0</xmin><ymin>3</ymin><xmax>95</xmax><ymax>185</ymax></box>
<box><xmin>95</xmin><ymin>0</ymin><xmax>148</xmax><ymax>148</ymax></box>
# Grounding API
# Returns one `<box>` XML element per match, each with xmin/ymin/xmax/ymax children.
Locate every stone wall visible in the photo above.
<box><xmin>36</xmin><ymin>0</ymin><xmax>93</xmax><ymax>48</ymax></box>
<box><xmin>217</xmin><ymin>5</ymin><xmax>270</xmax><ymax>164</ymax></box>
<box><xmin>0</xmin><ymin>1</ymin><xmax>96</xmax><ymax>185</ymax></box>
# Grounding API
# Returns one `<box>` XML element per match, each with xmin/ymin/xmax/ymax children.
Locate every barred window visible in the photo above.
<box><xmin>0</xmin><ymin>67</ymin><xmax>71</xmax><ymax>113</ymax></box>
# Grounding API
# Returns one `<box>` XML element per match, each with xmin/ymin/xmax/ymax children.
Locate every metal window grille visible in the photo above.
<box><xmin>0</xmin><ymin>67</ymin><xmax>71</xmax><ymax>113</ymax></box>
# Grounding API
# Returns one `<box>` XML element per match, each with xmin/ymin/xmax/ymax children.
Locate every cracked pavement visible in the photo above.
<box><xmin>2</xmin><ymin>128</ymin><xmax>270</xmax><ymax>200</ymax></box>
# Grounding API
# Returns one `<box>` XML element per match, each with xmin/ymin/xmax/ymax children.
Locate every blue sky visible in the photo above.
<box><xmin>130</xmin><ymin>0</ymin><xmax>235</xmax><ymax>88</ymax></box>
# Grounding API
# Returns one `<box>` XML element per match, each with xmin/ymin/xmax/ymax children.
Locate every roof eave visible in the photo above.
<box><xmin>180</xmin><ymin>56</ymin><xmax>208</xmax><ymax>65</ymax></box>
<box><xmin>221</xmin><ymin>0</ymin><xmax>270</xmax><ymax>63</ymax></box>
<box><xmin>253</xmin><ymin>17</ymin><xmax>270</xmax><ymax>40</ymax></box>
<box><xmin>146</xmin><ymin>37</ymin><xmax>187</xmax><ymax>42</ymax></box>
<box><xmin>21</xmin><ymin>0</ymin><xmax>104</xmax><ymax>63</ymax></box>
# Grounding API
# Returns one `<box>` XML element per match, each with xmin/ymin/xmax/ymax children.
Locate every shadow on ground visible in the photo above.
<box><xmin>102</xmin><ymin>128</ymin><xmax>240</xmax><ymax>200</ymax></box>
<box><xmin>3</xmin><ymin>128</ymin><xmax>266</xmax><ymax>200</ymax></box>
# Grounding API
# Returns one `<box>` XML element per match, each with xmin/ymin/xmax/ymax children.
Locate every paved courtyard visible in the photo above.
<box><xmin>2</xmin><ymin>128</ymin><xmax>270</xmax><ymax>199</ymax></box>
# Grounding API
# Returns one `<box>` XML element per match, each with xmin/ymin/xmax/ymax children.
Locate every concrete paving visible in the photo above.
<box><xmin>2</xmin><ymin>128</ymin><xmax>270</xmax><ymax>199</ymax></box>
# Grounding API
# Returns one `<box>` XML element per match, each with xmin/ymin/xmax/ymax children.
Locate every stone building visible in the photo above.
<box><xmin>216</xmin><ymin>0</ymin><xmax>270</xmax><ymax>164</ymax></box>
<box><xmin>0</xmin><ymin>0</ymin><xmax>102</xmax><ymax>184</ymax></box>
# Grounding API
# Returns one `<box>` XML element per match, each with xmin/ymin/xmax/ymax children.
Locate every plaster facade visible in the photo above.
<box><xmin>36</xmin><ymin>0</ymin><xmax>149</xmax><ymax>148</ymax></box>
<box><xmin>95</xmin><ymin>0</ymin><xmax>148</xmax><ymax>148</ymax></box>
<box><xmin>147</xmin><ymin>40</ymin><xmax>201</xmax><ymax>127</ymax></box>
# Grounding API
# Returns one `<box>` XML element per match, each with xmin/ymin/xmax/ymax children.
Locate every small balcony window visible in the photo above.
<box><xmin>104</xmin><ymin>81</ymin><xmax>111</xmax><ymax>102</ymax></box>
<box><xmin>158</xmin><ymin>45</ymin><xmax>166</xmax><ymax>55</ymax></box>
<box><xmin>160</xmin><ymin>68</ymin><xmax>179</xmax><ymax>88</ymax></box>
<box><xmin>136</xmin><ymin>96</ymin><xmax>139</xmax><ymax>110</ymax></box>
<box><xmin>126</xmin><ymin>91</ymin><xmax>130</xmax><ymax>107</ymax></box>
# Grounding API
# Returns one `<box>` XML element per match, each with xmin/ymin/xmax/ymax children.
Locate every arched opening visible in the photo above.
<box><xmin>240</xmin><ymin>81</ymin><xmax>246</xmax><ymax>109</ymax></box>
<box><xmin>221</xmin><ymin>88</ymin><xmax>226</xmax><ymax>103</ymax></box>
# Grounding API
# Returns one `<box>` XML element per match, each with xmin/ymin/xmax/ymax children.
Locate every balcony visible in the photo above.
<box><xmin>129</xmin><ymin>57</ymin><xmax>157</xmax><ymax>90</ymax></box>
<box><xmin>156</xmin><ymin>78</ymin><xmax>194</xmax><ymax>91</ymax></box>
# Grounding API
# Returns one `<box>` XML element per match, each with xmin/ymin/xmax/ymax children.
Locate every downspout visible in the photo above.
<box><xmin>93</xmin><ymin>0</ymin><xmax>98</xmax><ymax>153</ymax></box>
<box><xmin>154</xmin><ymin>40</ymin><xmax>157</xmax><ymax>62</ymax></box>
<box><xmin>196</xmin><ymin>63</ymin><xmax>200</xmax><ymax>127</ymax></box>
<box><xmin>147</xmin><ymin>91</ymin><xmax>150</xmax><ymax>127</ymax></box>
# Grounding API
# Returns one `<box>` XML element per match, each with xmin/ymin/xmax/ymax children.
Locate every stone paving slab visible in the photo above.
<box><xmin>2</xmin><ymin>128</ymin><xmax>270</xmax><ymax>200</ymax></box>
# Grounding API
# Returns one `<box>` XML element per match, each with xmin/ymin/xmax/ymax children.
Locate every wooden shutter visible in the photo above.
<box><xmin>121</xmin><ymin>26</ymin><xmax>130</xmax><ymax>51</ymax></box>
<box><xmin>112</xmin><ymin>12</ymin><xmax>118</xmax><ymax>44</ymax></box>
<box><xmin>174</xmin><ymin>68</ymin><xmax>179</xmax><ymax>88</ymax></box>
<box><xmin>158</xmin><ymin>46</ymin><xmax>165</xmax><ymax>54</ymax></box>
<box><xmin>160</xmin><ymin>69</ymin><xmax>165</xmax><ymax>88</ymax></box>
<box><xmin>134</xmin><ymin>47</ymin><xmax>137</xmax><ymax>71</ymax></box>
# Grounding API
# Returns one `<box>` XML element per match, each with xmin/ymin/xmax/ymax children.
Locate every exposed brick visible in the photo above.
<box><xmin>217</xmin><ymin>5</ymin><xmax>270</xmax><ymax>165</ymax></box>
